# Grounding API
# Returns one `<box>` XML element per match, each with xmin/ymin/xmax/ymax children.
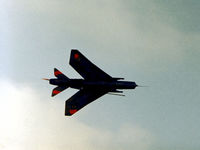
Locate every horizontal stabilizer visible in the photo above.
<box><xmin>54</xmin><ymin>68</ymin><xmax>69</xmax><ymax>80</ymax></box>
<box><xmin>52</xmin><ymin>86</ymin><xmax>68</xmax><ymax>97</ymax></box>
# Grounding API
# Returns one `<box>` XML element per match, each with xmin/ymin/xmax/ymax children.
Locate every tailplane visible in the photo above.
<box><xmin>54</xmin><ymin>68</ymin><xmax>69</xmax><ymax>80</ymax></box>
<box><xmin>52</xmin><ymin>68</ymin><xmax>70</xmax><ymax>97</ymax></box>
<box><xmin>52</xmin><ymin>86</ymin><xmax>68</xmax><ymax>97</ymax></box>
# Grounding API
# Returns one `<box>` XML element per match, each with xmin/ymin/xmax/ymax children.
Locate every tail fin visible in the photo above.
<box><xmin>54</xmin><ymin>68</ymin><xmax>69</xmax><ymax>80</ymax></box>
<box><xmin>52</xmin><ymin>86</ymin><xmax>68</xmax><ymax>97</ymax></box>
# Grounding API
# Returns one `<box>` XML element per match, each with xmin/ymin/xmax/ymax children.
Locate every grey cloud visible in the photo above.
<box><xmin>0</xmin><ymin>79</ymin><xmax>154</xmax><ymax>150</ymax></box>
<box><xmin>1</xmin><ymin>0</ymin><xmax>200</xmax><ymax>149</ymax></box>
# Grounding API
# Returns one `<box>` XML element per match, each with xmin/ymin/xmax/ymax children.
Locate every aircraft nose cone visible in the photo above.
<box><xmin>131</xmin><ymin>82</ymin><xmax>137</xmax><ymax>89</ymax></box>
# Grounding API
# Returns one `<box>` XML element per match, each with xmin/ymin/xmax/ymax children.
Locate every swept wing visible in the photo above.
<box><xmin>65</xmin><ymin>88</ymin><xmax>109</xmax><ymax>116</ymax></box>
<box><xmin>69</xmin><ymin>49</ymin><xmax>113</xmax><ymax>81</ymax></box>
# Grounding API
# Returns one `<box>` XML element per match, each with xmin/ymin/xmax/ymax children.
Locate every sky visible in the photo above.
<box><xmin>1</xmin><ymin>0</ymin><xmax>200</xmax><ymax>149</ymax></box>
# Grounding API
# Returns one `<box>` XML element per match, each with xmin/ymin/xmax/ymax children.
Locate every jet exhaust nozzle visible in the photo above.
<box><xmin>42</xmin><ymin>78</ymin><xmax>50</xmax><ymax>81</ymax></box>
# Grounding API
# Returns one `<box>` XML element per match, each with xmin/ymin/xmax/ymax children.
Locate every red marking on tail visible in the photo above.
<box><xmin>55</xmin><ymin>70</ymin><xmax>62</xmax><ymax>76</ymax></box>
<box><xmin>74</xmin><ymin>53</ymin><xmax>79</xmax><ymax>59</ymax></box>
<box><xmin>53</xmin><ymin>90</ymin><xmax>61</xmax><ymax>94</ymax></box>
<box><xmin>69</xmin><ymin>109</ymin><xmax>77</xmax><ymax>115</ymax></box>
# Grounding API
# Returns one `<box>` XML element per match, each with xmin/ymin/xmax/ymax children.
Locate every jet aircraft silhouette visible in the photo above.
<box><xmin>44</xmin><ymin>49</ymin><xmax>137</xmax><ymax>116</ymax></box>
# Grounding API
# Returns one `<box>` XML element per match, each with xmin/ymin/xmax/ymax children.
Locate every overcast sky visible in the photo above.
<box><xmin>1</xmin><ymin>0</ymin><xmax>200</xmax><ymax>150</ymax></box>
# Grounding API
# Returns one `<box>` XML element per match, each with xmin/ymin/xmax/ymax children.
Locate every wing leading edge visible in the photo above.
<box><xmin>69</xmin><ymin>49</ymin><xmax>113</xmax><ymax>81</ymax></box>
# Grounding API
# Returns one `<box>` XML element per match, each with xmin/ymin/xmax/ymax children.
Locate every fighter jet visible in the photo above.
<box><xmin>44</xmin><ymin>49</ymin><xmax>138</xmax><ymax>116</ymax></box>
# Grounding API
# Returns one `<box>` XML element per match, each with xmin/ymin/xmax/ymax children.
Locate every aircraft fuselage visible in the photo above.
<box><xmin>49</xmin><ymin>78</ymin><xmax>137</xmax><ymax>90</ymax></box>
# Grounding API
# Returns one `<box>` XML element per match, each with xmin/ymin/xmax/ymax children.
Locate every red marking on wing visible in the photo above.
<box><xmin>55</xmin><ymin>70</ymin><xmax>62</xmax><ymax>76</ymax></box>
<box><xmin>53</xmin><ymin>90</ymin><xmax>61</xmax><ymax>94</ymax></box>
<box><xmin>74</xmin><ymin>53</ymin><xmax>79</xmax><ymax>59</ymax></box>
<box><xmin>69</xmin><ymin>109</ymin><xmax>77</xmax><ymax>115</ymax></box>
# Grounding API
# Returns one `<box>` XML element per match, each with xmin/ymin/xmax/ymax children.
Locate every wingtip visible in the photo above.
<box><xmin>71</xmin><ymin>49</ymin><xmax>80</xmax><ymax>54</ymax></box>
<box><xmin>71</xmin><ymin>49</ymin><xmax>79</xmax><ymax>51</ymax></box>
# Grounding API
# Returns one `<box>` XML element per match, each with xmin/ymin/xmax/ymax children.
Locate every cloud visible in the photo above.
<box><xmin>3</xmin><ymin>0</ymin><xmax>199</xmax><ymax>73</ymax></box>
<box><xmin>0</xmin><ymin>79</ymin><xmax>154</xmax><ymax>150</ymax></box>
<box><xmin>1</xmin><ymin>1</ymin><xmax>200</xmax><ymax>149</ymax></box>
